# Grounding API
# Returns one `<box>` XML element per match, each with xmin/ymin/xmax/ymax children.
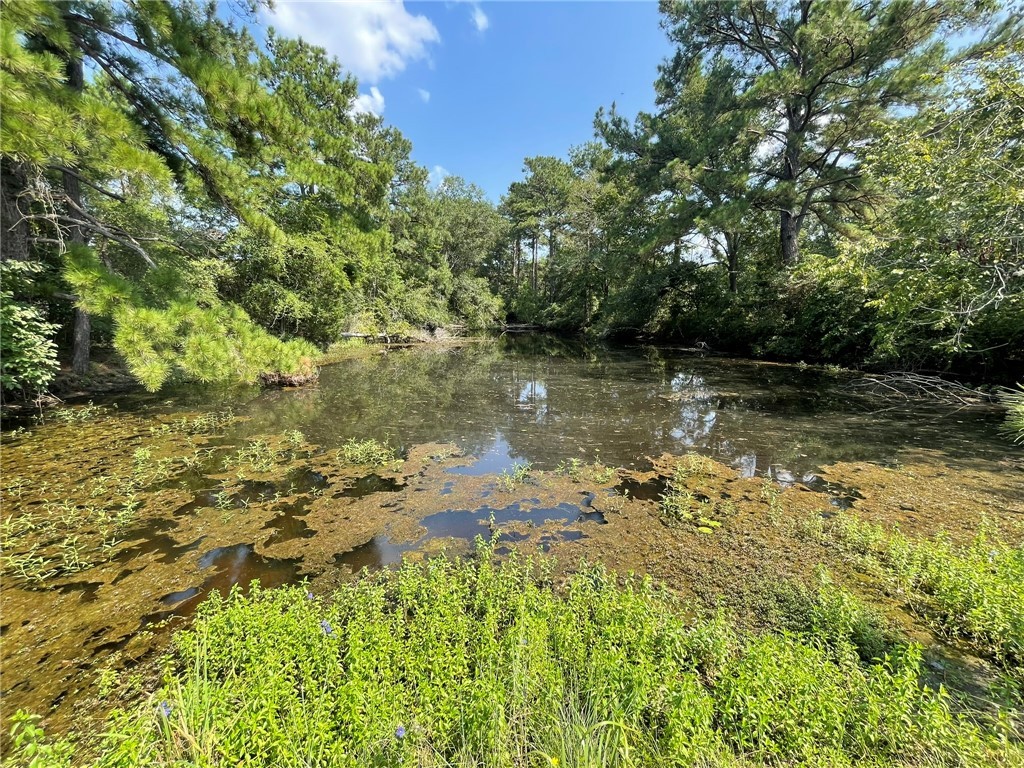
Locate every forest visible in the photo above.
<box><xmin>2</xmin><ymin>0</ymin><xmax>1022</xmax><ymax>401</ymax></box>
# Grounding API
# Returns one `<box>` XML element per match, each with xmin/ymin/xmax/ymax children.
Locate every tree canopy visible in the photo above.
<box><xmin>2</xmin><ymin>0</ymin><xmax>1021</xmax><ymax>400</ymax></box>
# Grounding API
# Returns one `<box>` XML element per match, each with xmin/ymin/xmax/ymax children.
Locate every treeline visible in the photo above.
<box><xmin>1</xmin><ymin>0</ymin><xmax>503</xmax><ymax>396</ymax></box>
<box><xmin>2</xmin><ymin>1</ymin><xmax>1022</xmax><ymax>400</ymax></box>
<box><xmin>486</xmin><ymin>1</ymin><xmax>1023</xmax><ymax>379</ymax></box>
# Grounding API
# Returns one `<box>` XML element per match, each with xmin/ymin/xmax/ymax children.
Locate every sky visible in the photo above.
<box><xmin>257</xmin><ymin>1</ymin><xmax>673</xmax><ymax>201</ymax></box>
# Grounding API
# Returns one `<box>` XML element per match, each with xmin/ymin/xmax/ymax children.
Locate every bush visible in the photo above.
<box><xmin>0</xmin><ymin>261</ymin><xmax>59</xmax><ymax>400</ymax></box>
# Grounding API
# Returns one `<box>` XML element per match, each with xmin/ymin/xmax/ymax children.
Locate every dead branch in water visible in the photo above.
<box><xmin>846</xmin><ymin>372</ymin><xmax>997</xmax><ymax>406</ymax></box>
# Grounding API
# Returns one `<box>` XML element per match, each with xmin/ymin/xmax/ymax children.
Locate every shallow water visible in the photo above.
<box><xmin>1</xmin><ymin>335</ymin><xmax>1019</xmax><ymax>735</ymax></box>
<box><xmin>218</xmin><ymin>335</ymin><xmax>1009</xmax><ymax>478</ymax></box>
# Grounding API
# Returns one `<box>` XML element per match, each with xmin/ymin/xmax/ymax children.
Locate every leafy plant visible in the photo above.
<box><xmin>498</xmin><ymin>461</ymin><xmax>532</xmax><ymax>491</ymax></box>
<box><xmin>45</xmin><ymin>540</ymin><xmax>1015</xmax><ymax>767</ymax></box>
<box><xmin>338</xmin><ymin>438</ymin><xmax>397</xmax><ymax>466</ymax></box>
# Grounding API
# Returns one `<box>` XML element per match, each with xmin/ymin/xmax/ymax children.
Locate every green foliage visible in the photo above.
<box><xmin>851</xmin><ymin>43</ymin><xmax>1024</xmax><ymax>368</ymax></box>
<box><xmin>817</xmin><ymin>513</ymin><xmax>1024</xmax><ymax>677</ymax></box>
<box><xmin>999</xmin><ymin>384</ymin><xmax>1024</xmax><ymax>443</ymax></box>
<box><xmin>337</xmin><ymin>438</ymin><xmax>397</xmax><ymax>466</ymax></box>
<box><xmin>0</xmin><ymin>262</ymin><xmax>59</xmax><ymax>398</ymax></box>
<box><xmin>111</xmin><ymin>301</ymin><xmax>317</xmax><ymax>392</ymax></box>
<box><xmin>497</xmin><ymin>461</ymin><xmax>533</xmax><ymax>491</ymax></box>
<box><xmin>4</xmin><ymin>711</ymin><xmax>74</xmax><ymax>768</ymax></box>
<box><xmin>32</xmin><ymin>541</ymin><xmax>1016</xmax><ymax>766</ymax></box>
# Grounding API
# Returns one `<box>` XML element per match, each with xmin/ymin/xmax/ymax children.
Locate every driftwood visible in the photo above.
<box><xmin>846</xmin><ymin>372</ymin><xmax>996</xmax><ymax>406</ymax></box>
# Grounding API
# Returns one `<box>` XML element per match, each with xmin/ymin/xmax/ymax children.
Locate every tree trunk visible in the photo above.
<box><xmin>780</xmin><ymin>210</ymin><xmax>800</xmax><ymax>266</ymax></box>
<box><xmin>63</xmin><ymin>52</ymin><xmax>91</xmax><ymax>374</ymax></box>
<box><xmin>725</xmin><ymin>231</ymin><xmax>739</xmax><ymax>293</ymax></box>
<box><xmin>72</xmin><ymin>309</ymin><xmax>91</xmax><ymax>373</ymax></box>
<box><xmin>531</xmin><ymin>236</ymin><xmax>538</xmax><ymax>292</ymax></box>
<box><xmin>513</xmin><ymin>237</ymin><xmax>520</xmax><ymax>285</ymax></box>
<box><xmin>0</xmin><ymin>158</ymin><xmax>31</xmax><ymax>263</ymax></box>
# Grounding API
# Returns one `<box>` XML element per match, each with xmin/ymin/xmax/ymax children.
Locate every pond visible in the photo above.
<box><xmin>2</xmin><ymin>335</ymin><xmax>1021</xmax><ymax>737</ymax></box>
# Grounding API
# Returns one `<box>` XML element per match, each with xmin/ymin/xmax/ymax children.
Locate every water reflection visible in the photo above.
<box><xmin>94</xmin><ymin>335</ymin><xmax>1007</xmax><ymax>487</ymax></box>
<box><xmin>121</xmin><ymin>335</ymin><xmax>1014</xmax><ymax>483</ymax></box>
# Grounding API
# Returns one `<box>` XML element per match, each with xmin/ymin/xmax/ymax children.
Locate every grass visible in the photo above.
<box><xmin>10</xmin><ymin>540</ymin><xmax>1019</xmax><ymax>768</ymax></box>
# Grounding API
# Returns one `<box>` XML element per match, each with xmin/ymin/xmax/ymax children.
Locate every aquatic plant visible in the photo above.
<box><xmin>810</xmin><ymin>512</ymin><xmax>1024</xmax><ymax>680</ymax></box>
<box><xmin>659</xmin><ymin>460</ymin><xmax>729</xmax><ymax>531</ymax></box>
<box><xmin>498</xmin><ymin>461</ymin><xmax>532</xmax><ymax>491</ymax></box>
<box><xmin>26</xmin><ymin>540</ymin><xmax>1018</xmax><ymax>767</ymax></box>
<box><xmin>38</xmin><ymin>401</ymin><xmax>110</xmax><ymax>424</ymax></box>
<box><xmin>151</xmin><ymin>410</ymin><xmax>237</xmax><ymax>436</ymax></box>
<box><xmin>338</xmin><ymin>438</ymin><xmax>397</xmax><ymax>466</ymax></box>
<box><xmin>232</xmin><ymin>439</ymin><xmax>280</xmax><ymax>472</ymax></box>
<box><xmin>555</xmin><ymin>458</ymin><xmax>617</xmax><ymax>484</ymax></box>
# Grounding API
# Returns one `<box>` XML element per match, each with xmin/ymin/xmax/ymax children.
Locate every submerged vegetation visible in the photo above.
<box><xmin>7</xmin><ymin>540</ymin><xmax>1021</xmax><ymax>767</ymax></box>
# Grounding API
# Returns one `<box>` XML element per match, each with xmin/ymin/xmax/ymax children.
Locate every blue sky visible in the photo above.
<box><xmin>258</xmin><ymin>1</ymin><xmax>672</xmax><ymax>201</ymax></box>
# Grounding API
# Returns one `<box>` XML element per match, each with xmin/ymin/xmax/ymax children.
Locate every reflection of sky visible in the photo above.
<box><xmin>445</xmin><ymin>433</ymin><xmax>527</xmax><ymax>476</ymax></box>
<box><xmin>670</xmin><ymin>406</ymin><xmax>717</xmax><ymax>446</ymax></box>
<box><xmin>518</xmin><ymin>381</ymin><xmax>547</xmax><ymax>402</ymax></box>
<box><xmin>732</xmin><ymin>453</ymin><xmax>758</xmax><ymax>478</ymax></box>
<box><xmin>517</xmin><ymin>379</ymin><xmax>549</xmax><ymax>421</ymax></box>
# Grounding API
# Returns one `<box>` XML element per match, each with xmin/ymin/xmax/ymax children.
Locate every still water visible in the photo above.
<box><xmin>198</xmin><ymin>334</ymin><xmax>1007</xmax><ymax>482</ymax></box>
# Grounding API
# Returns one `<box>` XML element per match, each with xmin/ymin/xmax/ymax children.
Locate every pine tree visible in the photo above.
<box><xmin>0</xmin><ymin>0</ymin><xmax>331</xmax><ymax>390</ymax></box>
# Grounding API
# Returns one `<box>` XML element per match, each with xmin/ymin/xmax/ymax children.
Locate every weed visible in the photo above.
<box><xmin>498</xmin><ymin>461</ymin><xmax>532</xmax><ymax>491</ymax></box>
<box><xmin>813</xmin><ymin>512</ymin><xmax>1024</xmax><ymax>681</ymax></box>
<box><xmin>38</xmin><ymin>541</ymin><xmax>1017</xmax><ymax>767</ymax></box>
<box><xmin>659</xmin><ymin>460</ymin><xmax>730</xmax><ymax>531</ymax></box>
<box><xmin>338</xmin><ymin>438</ymin><xmax>397</xmax><ymax>466</ymax></box>
<box><xmin>38</xmin><ymin>401</ymin><xmax>109</xmax><ymax>424</ymax></box>
<box><xmin>555</xmin><ymin>458</ymin><xmax>617</xmax><ymax>485</ymax></box>
<box><xmin>225</xmin><ymin>439</ymin><xmax>281</xmax><ymax>473</ymax></box>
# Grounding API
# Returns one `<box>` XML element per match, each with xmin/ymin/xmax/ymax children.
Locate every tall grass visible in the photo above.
<box><xmin>13</xmin><ymin>540</ymin><xmax>1018</xmax><ymax>768</ymax></box>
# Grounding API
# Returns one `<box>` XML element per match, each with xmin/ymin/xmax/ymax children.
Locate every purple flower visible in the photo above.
<box><xmin>306</xmin><ymin>591</ymin><xmax>315</xmax><ymax>601</ymax></box>
<box><xmin>320</xmin><ymin>619</ymin><xmax>335</xmax><ymax>637</ymax></box>
<box><xmin>395</xmin><ymin>725</ymin><xmax>406</xmax><ymax>739</ymax></box>
<box><xmin>158</xmin><ymin>701</ymin><xmax>172</xmax><ymax>718</ymax></box>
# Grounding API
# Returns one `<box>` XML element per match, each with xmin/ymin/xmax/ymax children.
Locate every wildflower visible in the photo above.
<box><xmin>550</xmin><ymin>758</ymin><xmax>559</xmax><ymax>767</ymax></box>
<box><xmin>320</xmin><ymin>619</ymin><xmax>335</xmax><ymax>637</ymax></box>
<box><xmin>395</xmin><ymin>725</ymin><xmax>406</xmax><ymax>739</ymax></box>
<box><xmin>306</xmin><ymin>591</ymin><xmax>315</xmax><ymax>600</ymax></box>
<box><xmin>158</xmin><ymin>701</ymin><xmax>172</xmax><ymax>718</ymax></box>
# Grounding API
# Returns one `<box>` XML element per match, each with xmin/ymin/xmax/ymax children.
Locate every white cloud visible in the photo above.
<box><xmin>265</xmin><ymin>1</ymin><xmax>440</xmax><ymax>84</ymax></box>
<box><xmin>417</xmin><ymin>88</ymin><xmax>431</xmax><ymax>103</ymax></box>
<box><xmin>471</xmin><ymin>4</ymin><xmax>489</xmax><ymax>32</ymax></box>
<box><xmin>352</xmin><ymin>87</ymin><xmax>386</xmax><ymax>116</ymax></box>
<box><xmin>428</xmin><ymin>165</ymin><xmax>450</xmax><ymax>188</ymax></box>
